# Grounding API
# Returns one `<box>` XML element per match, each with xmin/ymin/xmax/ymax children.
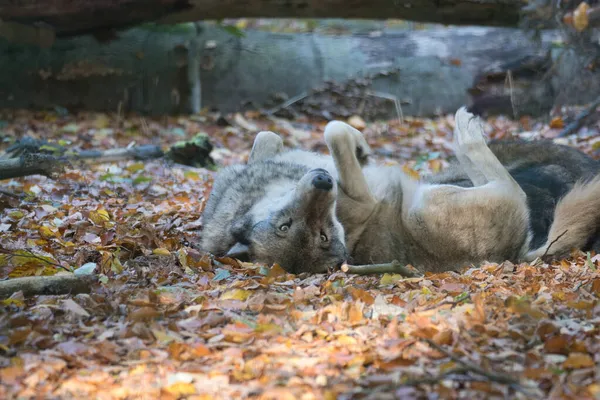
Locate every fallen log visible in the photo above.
<box><xmin>0</xmin><ymin>154</ymin><xmax>64</xmax><ymax>180</ymax></box>
<box><xmin>0</xmin><ymin>0</ymin><xmax>527</xmax><ymax>40</ymax></box>
<box><xmin>1</xmin><ymin>134</ymin><xmax>214</xmax><ymax>180</ymax></box>
<box><xmin>0</xmin><ymin>275</ymin><xmax>97</xmax><ymax>298</ymax></box>
<box><xmin>1</xmin><ymin>25</ymin><xmax>571</xmax><ymax>118</ymax></box>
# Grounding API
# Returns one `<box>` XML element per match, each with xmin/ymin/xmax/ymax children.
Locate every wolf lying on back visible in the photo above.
<box><xmin>202</xmin><ymin>108</ymin><xmax>600</xmax><ymax>273</ymax></box>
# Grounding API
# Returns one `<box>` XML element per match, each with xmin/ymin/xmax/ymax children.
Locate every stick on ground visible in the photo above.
<box><xmin>0</xmin><ymin>275</ymin><xmax>98</xmax><ymax>298</ymax></box>
<box><xmin>558</xmin><ymin>95</ymin><xmax>600</xmax><ymax>137</ymax></box>
<box><xmin>342</xmin><ymin>260</ymin><xmax>422</xmax><ymax>277</ymax></box>
<box><xmin>0</xmin><ymin>154</ymin><xmax>64</xmax><ymax>180</ymax></box>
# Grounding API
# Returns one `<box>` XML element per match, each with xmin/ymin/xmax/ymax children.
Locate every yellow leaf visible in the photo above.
<box><xmin>573</xmin><ymin>2</ymin><xmax>590</xmax><ymax>32</ymax></box>
<box><xmin>563</xmin><ymin>352</ymin><xmax>594</xmax><ymax>369</ymax></box>
<box><xmin>89</xmin><ymin>209</ymin><xmax>110</xmax><ymax>225</ymax></box>
<box><xmin>254</xmin><ymin>323</ymin><xmax>282</xmax><ymax>333</ymax></box>
<box><xmin>9</xmin><ymin>265</ymin><xmax>58</xmax><ymax>278</ymax></box>
<box><xmin>93</xmin><ymin>114</ymin><xmax>111</xmax><ymax>129</ymax></box>
<box><xmin>177</xmin><ymin>248</ymin><xmax>188</xmax><ymax>269</ymax></box>
<box><xmin>163</xmin><ymin>382</ymin><xmax>196</xmax><ymax>397</ymax></box>
<box><xmin>111</xmin><ymin>255</ymin><xmax>123</xmax><ymax>274</ymax></box>
<box><xmin>6</xmin><ymin>250</ymin><xmax>58</xmax><ymax>271</ymax></box>
<box><xmin>126</xmin><ymin>162</ymin><xmax>145</xmax><ymax>173</ymax></box>
<box><xmin>221</xmin><ymin>289</ymin><xmax>252</xmax><ymax>301</ymax></box>
<box><xmin>337</xmin><ymin>335</ymin><xmax>357</xmax><ymax>345</ymax></box>
<box><xmin>184</xmin><ymin>171</ymin><xmax>201</xmax><ymax>181</ymax></box>
<box><xmin>1</xmin><ymin>299</ymin><xmax>25</xmax><ymax>307</ymax></box>
<box><xmin>8</xmin><ymin>211</ymin><xmax>24</xmax><ymax>219</ymax></box>
<box><xmin>153</xmin><ymin>248</ymin><xmax>171</xmax><ymax>256</ymax></box>
<box><xmin>380</xmin><ymin>273</ymin><xmax>404</xmax><ymax>285</ymax></box>
<box><xmin>39</xmin><ymin>225</ymin><xmax>58</xmax><ymax>238</ymax></box>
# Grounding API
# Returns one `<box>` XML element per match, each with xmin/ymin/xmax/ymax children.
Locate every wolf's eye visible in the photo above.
<box><xmin>320</xmin><ymin>232</ymin><xmax>328</xmax><ymax>242</ymax></box>
<box><xmin>279</xmin><ymin>221</ymin><xmax>291</xmax><ymax>232</ymax></box>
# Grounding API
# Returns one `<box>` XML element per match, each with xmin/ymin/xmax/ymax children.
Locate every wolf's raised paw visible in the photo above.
<box><xmin>324</xmin><ymin>121</ymin><xmax>371</xmax><ymax>165</ymax></box>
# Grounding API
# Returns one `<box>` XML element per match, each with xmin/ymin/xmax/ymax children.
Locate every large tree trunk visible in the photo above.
<box><xmin>0</xmin><ymin>0</ymin><xmax>526</xmax><ymax>39</ymax></box>
<box><xmin>4</xmin><ymin>24</ymin><xmax>586</xmax><ymax>119</ymax></box>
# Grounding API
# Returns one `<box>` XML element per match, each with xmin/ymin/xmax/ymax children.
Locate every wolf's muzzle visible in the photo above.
<box><xmin>311</xmin><ymin>170</ymin><xmax>333</xmax><ymax>191</ymax></box>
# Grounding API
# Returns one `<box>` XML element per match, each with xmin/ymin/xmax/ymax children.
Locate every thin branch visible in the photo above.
<box><xmin>558</xmin><ymin>95</ymin><xmax>600</xmax><ymax>137</ymax></box>
<box><xmin>0</xmin><ymin>188</ymin><xmax>22</xmax><ymax>199</ymax></box>
<box><xmin>542</xmin><ymin>229</ymin><xmax>568</xmax><ymax>259</ymax></box>
<box><xmin>398</xmin><ymin>367</ymin><xmax>475</xmax><ymax>386</ymax></box>
<box><xmin>265</xmin><ymin>91</ymin><xmax>309</xmax><ymax>116</ymax></box>
<box><xmin>424</xmin><ymin>339</ymin><xmax>521</xmax><ymax>386</ymax></box>
<box><xmin>342</xmin><ymin>260</ymin><xmax>422</xmax><ymax>277</ymax></box>
<box><xmin>0</xmin><ymin>249</ymin><xmax>69</xmax><ymax>271</ymax></box>
<box><xmin>366</xmin><ymin>90</ymin><xmax>404</xmax><ymax>124</ymax></box>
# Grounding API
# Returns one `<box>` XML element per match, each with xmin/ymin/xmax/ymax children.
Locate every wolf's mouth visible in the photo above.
<box><xmin>328</xmin><ymin>259</ymin><xmax>346</xmax><ymax>274</ymax></box>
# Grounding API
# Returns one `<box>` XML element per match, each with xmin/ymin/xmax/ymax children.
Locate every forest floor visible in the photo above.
<box><xmin>0</xmin><ymin>107</ymin><xmax>599</xmax><ymax>399</ymax></box>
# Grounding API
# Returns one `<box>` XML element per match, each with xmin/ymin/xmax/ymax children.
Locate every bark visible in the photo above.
<box><xmin>0</xmin><ymin>154</ymin><xmax>64</xmax><ymax>180</ymax></box>
<box><xmin>0</xmin><ymin>0</ymin><xmax>526</xmax><ymax>38</ymax></box>
<box><xmin>0</xmin><ymin>275</ymin><xmax>97</xmax><ymax>298</ymax></box>
<box><xmin>342</xmin><ymin>260</ymin><xmax>423</xmax><ymax>277</ymax></box>
<box><xmin>2</xmin><ymin>25</ymin><xmax>570</xmax><ymax>119</ymax></box>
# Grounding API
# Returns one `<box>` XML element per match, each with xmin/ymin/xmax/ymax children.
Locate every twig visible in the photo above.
<box><xmin>424</xmin><ymin>339</ymin><xmax>520</xmax><ymax>386</ymax></box>
<box><xmin>542</xmin><ymin>229</ymin><xmax>568</xmax><ymax>259</ymax></box>
<box><xmin>0</xmin><ymin>249</ymin><xmax>70</xmax><ymax>272</ymax></box>
<box><xmin>366</xmin><ymin>90</ymin><xmax>404</xmax><ymax>124</ymax></box>
<box><xmin>398</xmin><ymin>367</ymin><xmax>475</xmax><ymax>386</ymax></box>
<box><xmin>505</xmin><ymin>69</ymin><xmax>517</xmax><ymax>119</ymax></box>
<box><xmin>265</xmin><ymin>91</ymin><xmax>309</xmax><ymax>116</ymax></box>
<box><xmin>558</xmin><ymin>95</ymin><xmax>600</xmax><ymax>137</ymax></box>
<box><xmin>0</xmin><ymin>275</ymin><xmax>97</xmax><ymax>298</ymax></box>
<box><xmin>342</xmin><ymin>260</ymin><xmax>422</xmax><ymax>277</ymax></box>
<box><xmin>0</xmin><ymin>188</ymin><xmax>22</xmax><ymax>199</ymax></box>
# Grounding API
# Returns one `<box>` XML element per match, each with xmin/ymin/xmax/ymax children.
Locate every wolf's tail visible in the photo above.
<box><xmin>526</xmin><ymin>174</ymin><xmax>600</xmax><ymax>261</ymax></box>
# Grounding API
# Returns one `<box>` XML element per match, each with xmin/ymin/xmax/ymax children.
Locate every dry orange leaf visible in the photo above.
<box><xmin>549</xmin><ymin>117</ymin><xmax>565</xmax><ymax>129</ymax></box>
<box><xmin>563</xmin><ymin>352</ymin><xmax>594</xmax><ymax>369</ymax></box>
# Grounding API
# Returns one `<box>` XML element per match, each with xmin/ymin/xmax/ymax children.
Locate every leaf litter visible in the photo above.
<box><xmin>0</xmin><ymin>107</ymin><xmax>599</xmax><ymax>399</ymax></box>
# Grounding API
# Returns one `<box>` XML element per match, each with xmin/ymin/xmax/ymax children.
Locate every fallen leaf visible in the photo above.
<box><xmin>563</xmin><ymin>352</ymin><xmax>594</xmax><ymax>369</ymax></box>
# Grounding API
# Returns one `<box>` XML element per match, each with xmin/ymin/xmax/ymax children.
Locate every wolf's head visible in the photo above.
<box><xmin>226</xmin><ymin>168</ymin><xmax>347</xmax><ymax>274</ymax></box>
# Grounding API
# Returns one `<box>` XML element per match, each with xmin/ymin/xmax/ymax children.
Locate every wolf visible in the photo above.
<box><xmin>199</xmin><ymin>132</ymin><xmax>355</xmax><ymax>274</ymax></box>
<box><xmin>245</xmin><ymin>107</ymin><xmax>600</xmax><ymax>273</ymax></box>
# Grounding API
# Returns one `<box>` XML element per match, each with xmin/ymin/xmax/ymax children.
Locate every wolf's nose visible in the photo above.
<box><xmin>312</xmin><ymin>172</ymin><xmax>333</xmax><ymax>191</ymax></box>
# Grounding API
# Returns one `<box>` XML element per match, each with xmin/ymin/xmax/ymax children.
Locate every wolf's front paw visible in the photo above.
<box><xmin>324</xmin><ymin>121</ymin><xmax>371</xmax><ymax>165</ymax></box>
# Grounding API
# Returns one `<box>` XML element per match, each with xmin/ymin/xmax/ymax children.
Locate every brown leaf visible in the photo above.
<box><xmin>563</xmin><ymin>352</ymin><xmax>594</xmax><ymax>369</ymax></box>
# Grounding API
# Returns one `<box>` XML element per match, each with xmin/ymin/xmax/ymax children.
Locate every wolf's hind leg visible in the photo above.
<box><xmin>324</xmin><ymin>121</ymin><xmax>375</xmax><ymax>204</ymax></box>
<box><xmin>248</xmin><ymin>131</ymin><xmax>284</xmax><ymax>163</ymax></box>
<box><xmin>454</xmin><ymin>107</ymin><xmax>525</xmax><ymax>199</ymax></box>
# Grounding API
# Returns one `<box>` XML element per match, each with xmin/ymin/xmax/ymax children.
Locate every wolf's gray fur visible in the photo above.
<box><xmin>245</xmin><ymin>107</ymin><xmax>600</xmax><ymax>273</ymax></box>
<box><xmin>199</xmin><ymin>132</ymin><xmax>348</xmax><ymax>273</ymax></box>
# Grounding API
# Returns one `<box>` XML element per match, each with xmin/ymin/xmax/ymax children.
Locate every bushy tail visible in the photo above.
<box><xmin>526</xmin><ymin>174</ymin><xmax>600</xmax><ymax>261</ymax></box>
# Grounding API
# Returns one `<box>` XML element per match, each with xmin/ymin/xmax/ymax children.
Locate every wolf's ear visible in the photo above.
<box><xmin>226</xmin><ymin>242</ymin><xmax>250</xmax><ymax>260</ymax></box>
<box><xmin>249</xmin><ymin>131</ymin><xmax>283</xmax><ymax>163</ymax></box>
